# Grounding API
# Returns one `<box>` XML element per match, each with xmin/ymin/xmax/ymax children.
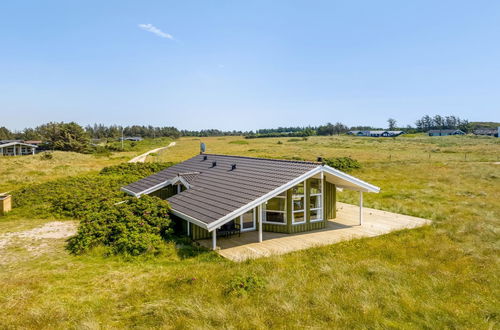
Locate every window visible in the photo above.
<box><xmin>292</xmin><ymin>181</ymin><xmax>306</xmax><ymax>224</ymax></box>
<box><xmin>310</xmin><ymin>178</ymin><xmax>323</xmax><ymax>222</ymax></box>
<box><xmin>241</xmin><ymin>209</ymin><xmax>255</xmax><ymax>230</ymax></box>
<box><xmin>264</xmin><ymin>192</ymin><xmax>286</xmax><ymax>224</ymax></box>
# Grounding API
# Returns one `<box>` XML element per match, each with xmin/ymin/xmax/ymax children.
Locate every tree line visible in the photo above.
<box><xmin>0</xmin><ymin>114</ymin><xmax>474</xmax><ymax>153</ymax></box>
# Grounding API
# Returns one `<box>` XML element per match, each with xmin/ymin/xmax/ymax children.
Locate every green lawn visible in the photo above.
<box><xmin>0</xmin><ymin>135</ymin><xmax>499</xmax><ymax>328</ymax></box>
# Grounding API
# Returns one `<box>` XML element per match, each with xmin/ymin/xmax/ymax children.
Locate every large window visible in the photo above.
<box><xmin>264</xmin><ymin>192</ymin><xmax>286</xmax><ymax>224</ymax></box>
<box><xmin>309</xmin><ymin>178</ymin><xmax>323</xmax><ymax>222</ymax></box>
<box><xmin>292</xmin><ymin>181</ymin><xmax>306</xmax><ymax>224</ymax></box>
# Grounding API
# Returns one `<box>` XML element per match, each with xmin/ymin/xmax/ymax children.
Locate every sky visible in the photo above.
<box><xmin>1</xmin><ymin>0</ymin><xmax>499</xmax><ymax>131</ymax></box>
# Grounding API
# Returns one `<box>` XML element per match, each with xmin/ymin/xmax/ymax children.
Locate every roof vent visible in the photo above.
<box><xmin>212</xmin><ymin>161</ymin><xmax>217</xmax><ymax>167</ymax></box>
<box><xmin>203</xmin><ymin>155</ymin><xmax>208</xmax><ymax>161</ymax></box>
<box><xmin>231</xmin><ymin>164</ymin><xmax>237</xmax><ymax>170</ymax></box>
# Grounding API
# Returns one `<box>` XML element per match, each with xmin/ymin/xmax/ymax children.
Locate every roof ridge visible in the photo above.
<box><xmin>201</xmin><ymin>153</ymin><xmax>322</xmax><ymax>165</ymax></box>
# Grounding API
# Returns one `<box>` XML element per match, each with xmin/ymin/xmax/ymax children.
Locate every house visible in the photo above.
<box><xmin>0</xmin><ymin>140</ymin><xmax>38</xmax><ymax>156</ymax></box>
<box><xmin>427</xmin><ymin>129</ymin><xmax>465</xmax><ymax>136</ymax></box>
<box><xmin>347</xmin><ymin>130</ymin><xmax>404</xmax><ymax>137</ymax></box>
<box><xmin>120</xmin><ymin>136</ymin><xmax>143</xmax><ymax>141</ymax></box>
<box><xmin>122</xmin><ymin>154</ymin><xmax>380</xmax><ymax>250</ymax></box>
<box><xmin>473</xmin><ymin>128</ymin><xmax>498</xmax><ymax>137</ymax></box>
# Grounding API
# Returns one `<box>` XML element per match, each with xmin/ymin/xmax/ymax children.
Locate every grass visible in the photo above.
<box><xmin>0</xmin><ymin>137</ymin><xmax>172</xmax><ymax>192</ymax></box>
<box><xmin>0</xmin><ymin>134</ymin><xmax>499</xmax><ymax>328</ymax></box>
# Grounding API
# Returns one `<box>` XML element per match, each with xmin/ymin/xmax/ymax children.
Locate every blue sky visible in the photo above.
<box><xmin>1</xmin><ymin>0</ymin><xmax>499</xmax><ymax>131</ymax></box>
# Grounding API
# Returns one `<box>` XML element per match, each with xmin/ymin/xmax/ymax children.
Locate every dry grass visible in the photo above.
<box><xmin>0</xmin><ymin>138</ymin><xmax>172</xmax><ymax>192</ymax></box>
<box><xmin>0</xmin><ymin>134</ymin><xmax>499</xmax><ymax>328</ymax></box>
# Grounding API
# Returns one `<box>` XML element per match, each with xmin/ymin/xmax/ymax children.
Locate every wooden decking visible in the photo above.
<box><xmin>198</xmin><ymin>202</ymin><xmax>431</xmax><ymax>261</ymax></box>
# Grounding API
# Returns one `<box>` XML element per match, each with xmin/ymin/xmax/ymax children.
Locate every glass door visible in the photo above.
<box><xmin>240</xmin><ymin>208</ymin><xmax>256</xmax><ymax>232</ymax></box>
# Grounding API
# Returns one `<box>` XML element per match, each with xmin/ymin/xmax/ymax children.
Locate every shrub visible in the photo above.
<box><xmin>99</xmin><ymin>162</ymin><xmax>174</xmax><ymax>179</ymax></box>
<box><xmin>287</xmin><ymin>138</ymin><xmax>301</xmax><ymax>142</ymax></box>
<box><xmin>228</xmin><ymin>140</ymin><xmax>249</xmax><ymax>145</ymax></box>
<box><xmin>67</xmin><ymin>195</ymin><xmax>173</xmax><ymax>256</ymax></box>
<box><xmin>225</xmin><ymin>275</ymin><xmax>266</xmax><ymax>296</ymax></box>
<box><xmin>277</xmin><ymin>141</ymin><xmax>283</xmax><ymax>145</ymax></box>
<box><xmin>323</xmin><ymin>157</ymin><xmax>361</xmax><ymax>172</ymax></box>
<box><xmin>12</xmin><ymin>162</ymin><xmax>175</xmax><ymax>219</ymax></box>
<box><xmin>40</xmin><ymin>152</ymin><xmax>53</xmax><ymax>160</ymax></box>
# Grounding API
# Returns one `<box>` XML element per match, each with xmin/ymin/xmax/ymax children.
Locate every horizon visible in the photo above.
<box><xmin>1</xmin><ymin>1</ymin><xmax>499</xmax><ymax>131</ymax></box>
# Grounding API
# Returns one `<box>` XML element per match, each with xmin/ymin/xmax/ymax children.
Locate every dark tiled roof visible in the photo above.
<box><xmin>123</xmin><ymin>154</ymin><xmax>320</xmax><ymax>225</ymax></box>
<box><xmin>179</xmin><ymin>172</ymin><xmax>200</xmax><ymax>185</ymax></box>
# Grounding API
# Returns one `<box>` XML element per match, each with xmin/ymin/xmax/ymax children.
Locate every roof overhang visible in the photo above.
<box><xmin>0</xmin><ymin>142</ymin><xmax>38</xmax><ymax>148</ymax></box>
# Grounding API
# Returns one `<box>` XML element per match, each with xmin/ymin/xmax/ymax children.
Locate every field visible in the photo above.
<box><xmin>0</xmin><ymin>137</ymin><xmax>172</xmax><ymax>193</ymax></box>
<box><xmin>1</xmin><ymin>135</ymin><xmax>499</xmax><ymax>328</ymax></box>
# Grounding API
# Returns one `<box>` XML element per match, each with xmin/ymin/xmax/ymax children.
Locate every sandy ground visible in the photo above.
<box><xmin>128</xmin><ymin>142</ymin><xmax>176</xmax><ymax>163</ymax></box>
<box><xmin>0</xmin><ymin>221</ymin><xmax>78</xmax><ymax>263</ymax></box>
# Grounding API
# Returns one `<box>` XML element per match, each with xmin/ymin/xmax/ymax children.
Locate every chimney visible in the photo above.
<box><xmin>212</xmin><ymin>161</ymin><xmax>217</xmax><ymax>167</ymax></box>
<box><xmin>317</xmin><ymin>157</ymin><xmax>324</xmax><ymax>163</ymax></box>
<box><xmin>231</xmin><ymin>164</ymin><xmax>237</xmax><ymax>170</ymax></box>
<box><xmin>203</xmin><ymin>155</ymin><xmax>208</xmax><ymax>161</ymax></box>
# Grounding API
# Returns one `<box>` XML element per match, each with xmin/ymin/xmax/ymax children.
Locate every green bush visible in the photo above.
<box><xmin>99</xmin><ymin>162</ymin><xmax>174</xmax><ymax>179</ymax></box>
<box><xmin>67</xmin><ymin>196</ymin><xmax>173</xmax><ymax>256</ymax></box>
<box><xmin>225</xmin><ymin>275</ymin><xmax>266</xmax><ymax>296</ymax></box>
<box><xmin>40</xmin><ymin>151</ymin><xmax>53</xmax><ymax>160</ymax></box>
<box><xmin>323</xmin><ymin>157</ymin><xmax>361</xmax><ymax>172</ymax></box>
<box><xmin>12</xmin><ymin>162</ymin><xmax>175</xmax><ymax>219</ymax></box>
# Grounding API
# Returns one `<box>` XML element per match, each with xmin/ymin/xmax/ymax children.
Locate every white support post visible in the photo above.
<box><xmin>13</xmin><ymin>145</ymin><xmax>16</xmax><ymax>156</ymax></box>
<box><xmin>212</xmin><ymin>230</ymin><xmax>217</xmax><ymax>250</ymax></box>
<box><xmin>359</xmin><ymin>191</ymin><xmax>363</xmax><ymax>226</ymax></box>
<box><xmin>187</xmin><ymin>221</ymin><xmax>190</xmax><ymax>237</ymax></box>
<box><xmin>32</xmin><ymin>147</ymin><xmax>35</xmax><ymax>155</ymax></box>
<box><xmin>258</xmin><ymin>204</ymin><xmax>263</xmax><ymax>243</ymax></box>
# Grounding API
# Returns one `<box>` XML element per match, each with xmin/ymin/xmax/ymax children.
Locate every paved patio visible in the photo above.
<box><xmin>198</xmin><ymin>202</ymin><xmax>431</xmax><ymax>261</ymax></box>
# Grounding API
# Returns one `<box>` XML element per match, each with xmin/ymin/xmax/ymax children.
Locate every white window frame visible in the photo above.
<box><xmin>239</xmin><ymin>208</ymin><xmax>256</xmax><ymax>232</ymax></box>
<box><xmin>263</xmin><ymin>195</ymin><xmax>287</xmax><ymax>226</ymax></box>
<box><xmin>310</xmin><ymin>178</ymin><xmax>323</xmax><ymax>223</ymax></box>
<box><xmin>292</xmin><ymin>181</ymin><xmax>306</xmax><ymax>225</ymax></box>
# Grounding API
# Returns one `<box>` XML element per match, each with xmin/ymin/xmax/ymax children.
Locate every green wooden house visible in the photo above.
<box><xmin>122</xmin><ymin>154</ymin><xmax>380</xmax><ymax>250</ymax></box>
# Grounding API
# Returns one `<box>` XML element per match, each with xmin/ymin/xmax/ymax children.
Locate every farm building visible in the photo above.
<box><xmin>347</xmin><ymin>130</ymin><xmax>404</xmax><ymax>137</ymax></box>
<box><xmin>122</xmin><ymin>154</ymin><xmax>380</xmax><ymax>250</ymax></box>
<box><xmin>428</xmin><ymin>129</ymin><xmax>465</xmax><ymax>136</ymax></box>
<box><xmin>0</xmin><ymin>140</ymin><xmax>38</xmax><ymax>156</ymax></box>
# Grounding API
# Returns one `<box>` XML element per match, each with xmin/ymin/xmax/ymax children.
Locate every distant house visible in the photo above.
<box><xmin>428</xmin><ymin>129</ymin><xmax>465</xmax><ymax>136</ymax></box>
<box><xmin>0</xmin><ymin>140</ymin><xmax>38</xmax><ymax>156</ymax></box>
<box><xmin>120</xmin><ymin>136</ymin><xmax>143</xmax><ymax>142</ymax></box>
<box><xmin>473</xmin><ymin>128</ymin><xmax>498</xmax><ymax>137</ymax></box>
<box><xmin>347</xmin><ymin>130</ymin><xmax>404</xmax><ymax>137</ymax></box>
<box><xmin>122</xmin><ymin>154</ymin><xmax>380</xmax><ymax>250</ymax></box>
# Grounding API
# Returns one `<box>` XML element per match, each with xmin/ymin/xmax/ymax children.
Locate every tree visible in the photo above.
<box><xmin>37</xmin><ymin>122</ymin><xmax>91</xmax><ymax>153</ymax></box>
<box><xmin>387</xmin><ymin>118</ymin><xmax>397</xmax><ymax>130</ymax></box>
<box><xmin>0</xmin><ymin>127</ymin><xmax>13</xmax><ymax>140</ymax></box>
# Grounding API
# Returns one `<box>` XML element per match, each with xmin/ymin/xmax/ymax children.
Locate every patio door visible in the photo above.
<box><xmin>240</xmin><ymin>208</ymin><xmax>256</xmax><ymax>232</ymax></box>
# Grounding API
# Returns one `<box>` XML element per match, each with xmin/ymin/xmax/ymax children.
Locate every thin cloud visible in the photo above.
<box><xmin>138</xmin><ymin>24</ymin><xmax>174</xmax><ymax>40</ymax></box>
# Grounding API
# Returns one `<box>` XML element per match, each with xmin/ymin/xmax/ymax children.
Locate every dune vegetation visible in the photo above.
<box><xmin>0</xmin><ymin>137</ymin><xmax>172</xmax><ymax>193</ymax></box>
<box><xmin>0</xmin><ymin>134</ymin><xmax>499</xmax><ymax>328</ymax></box>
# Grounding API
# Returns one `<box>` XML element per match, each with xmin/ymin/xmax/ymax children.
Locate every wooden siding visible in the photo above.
<box><xmin>191</xmin><ymin>223</ymin><xmax>211</xmax><ymax>240</ymax></box>
<box><xmin>149</xmin><ymin>185</ymin><xmax>176</xmax><ymax>200</ymax></box>
<box><xmin>324</xmin><ymin>181</ymin><xmax>336</xmax><ymax>220</ymax></box>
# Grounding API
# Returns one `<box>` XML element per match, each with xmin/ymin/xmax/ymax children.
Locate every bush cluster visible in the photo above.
<box><xmin>12</xmin><ymin>162</ymin><xmax>176</xmax><ymax>256</ymax></box>
<box><xmin>67</xmin><ymin>195</ymin><xmax>172</xmax><ymax>256</ymax></box>
<box><xmin>323</xmin><ymin>157</ymin><xmax>361</xmax><ymax>172</ymax></box>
